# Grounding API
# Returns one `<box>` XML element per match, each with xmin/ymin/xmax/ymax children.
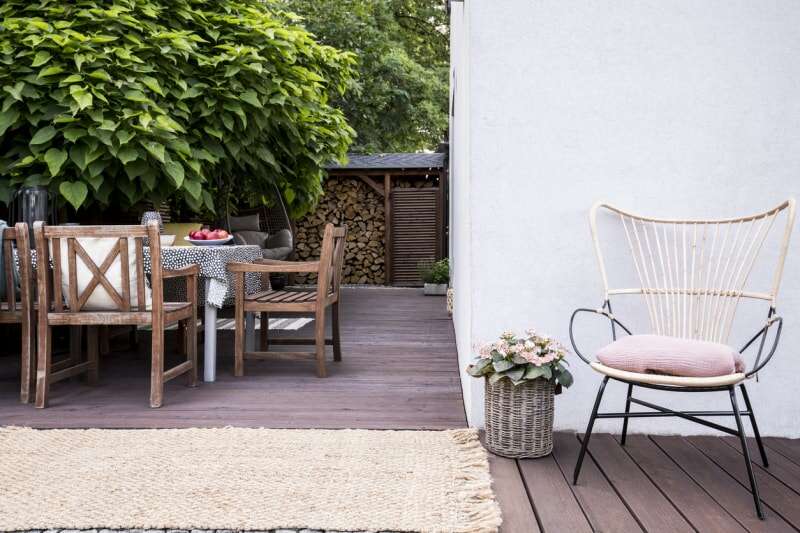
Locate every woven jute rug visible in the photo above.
<box><xmin>0</xmin><ymin>427</ymin><xmax>501</xmax><ymax>533</ymax></box>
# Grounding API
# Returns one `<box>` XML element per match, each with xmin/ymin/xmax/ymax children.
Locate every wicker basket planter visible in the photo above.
<box><xmin>484</xmin><ymin>377</ymin><xmax>554</xmax><ymax>458</ymax></box>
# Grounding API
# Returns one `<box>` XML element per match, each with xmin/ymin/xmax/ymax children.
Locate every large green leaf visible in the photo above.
<box><xmin>31</xmin><ymin>51</ymin><xmax>52</xmax><ymax>67</ymax></box>
<box><xmin>59</xmin><ymin>181</ymin><xmax>88</xmax><ymax>209</ymax></box>
<box><xmin>164</xmin><ymin>158</ymin><xmax>184</xmax><ymax>187</ymax></box>
<box><xmin>0</xmin><ymin>108</ymin><xmax>20</xmax><ymax>136</ymax></box>
<box><xmin>30</xmin><ymin>126</ymin><xmax>57</xmax><ymax>145</ymax></box>
<box><xmin>44</xmin><ymin>148</ymin><xmax>68</xmax><ymax>176</ymax></box>
<box><xmin>69</xmin><ymin>85</ymin><xmax>93</xmax><ymax>110</ymax></box>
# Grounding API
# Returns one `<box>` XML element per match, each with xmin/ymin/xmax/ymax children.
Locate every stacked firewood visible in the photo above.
<box><xmin>293</xmin><ymin>177</ymin><xmax>386</xmax><ymax>285</ymax></box>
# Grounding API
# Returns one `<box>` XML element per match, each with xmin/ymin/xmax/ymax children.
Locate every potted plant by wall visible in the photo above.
<box><xmin>467</xmin><ymin>330</ymin><xmax>573</xmax><ymax>458</ymax></box>
<box><xmin>418</xmin><ymin>258</ymin><xmax>449</xmax><ymax>295</ymax></box>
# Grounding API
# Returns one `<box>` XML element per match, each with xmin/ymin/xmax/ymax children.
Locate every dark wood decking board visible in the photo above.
<box><xmin>765</xmin><ymin>437</ymin><xmax>800</xmax><ymax>467</ymax></box>
<box><xmin>0</xmin><ymin>288</ymin><xmax>466</xmax><ymax>429</ymax></box>
<box><xmin>722</xmin><ymin>436</ymin><xmax>800</xmax><ymax>495</ymax></box>
<box><xmin>623</xmin><ymin>435</ymin><xmax>746</xmax><ymax>532</ymax></box>
<box><xmin>652</xmin><ymin>435</ymin><xmax>795</xmax><ymax>533</ymax></box>
<box><xmin>690</xmin><ymin>436</ymin><xmax>800</xmax><ymax>526</ymax></box>
<box><xmin>551</xmin><ymin>432</ymin><xmax>642</xmax><ymax>533</ymax></box>
<box><xmin>517</xmin><ymin>453</ymin><xmax>592</xmax><ymax>533</ymax></box>
<box><xmin>586</xmin><ymin>434</ymin><xmax>693</xmax><ymax>532</ymax></box>
<box><xmin>493</xmin><ymin>433</ymin><xmax>800</xmax><ymax>533</ymax></box>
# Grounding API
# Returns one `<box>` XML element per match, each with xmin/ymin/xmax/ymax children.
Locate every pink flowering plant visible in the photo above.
<box><xmin>467</xmin><ymin>330</ymin><xmax>574</xmax><ymax>389</ymax></box>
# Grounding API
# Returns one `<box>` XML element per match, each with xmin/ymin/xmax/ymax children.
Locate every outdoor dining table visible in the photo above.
<box><xmin>144</xmin><ymin>243</ymin><xmax>263</xmax><ymax>382</ymax></box>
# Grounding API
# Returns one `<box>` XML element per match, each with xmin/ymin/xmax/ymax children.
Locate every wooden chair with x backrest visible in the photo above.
<box><xmin>570</xmin><ymin>199</ymin><xmax>795</xmax><ymax>519</ymax></box>
<box><xmin>33</xmin><ymin>221</ymin><xmax>199</xmax><ymax>408</ymax></box>
<box><xmin>1</xmin><ymin>222</ymin><xmax>35</xmax><ymax>403</ymax></box>
<box><xmin>229</xmin><ymin>223</ymin><xmax>347</xmax><ymax>378</ymax></box>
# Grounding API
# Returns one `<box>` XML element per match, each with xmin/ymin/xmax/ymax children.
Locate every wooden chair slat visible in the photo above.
<box><xmin>66</xmin><ymin>238</ymin><xmax>80</xmax><ymax>312</ymax></box>
<box><xmin>135</xmin><ymin>237</ymin><xmax>146</xmax><ymax>312</ymax></box>
<box><xmin>119</xmin><ymin>237</ymin><xmax>131</xmax><ymax>312</ymax></box>
<box><xmin>51</xmin><ymin>237</ymin><xmax>64</xmax><ymax>312</ymax></box>
<box><xmin>3</xmin><ymin>239</ymin><xmax>14</xmax><ymax>312</ymax></box>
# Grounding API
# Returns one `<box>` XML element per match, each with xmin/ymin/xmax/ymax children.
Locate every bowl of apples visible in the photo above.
<box><xmin>185</xmin><ymin>228</ymin><xmax>233</xmax><ymax>246</ymax></box>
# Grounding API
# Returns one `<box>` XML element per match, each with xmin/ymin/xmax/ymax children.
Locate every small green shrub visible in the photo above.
<box><xmin>418</xmin><ymin>257</ymin><xmax>449</xmax><ymax>284</ymax></box>
<box><xmin>0</xmin><ymin>0</ymin><xmax>356</xmax><ymax>215</ymax></box>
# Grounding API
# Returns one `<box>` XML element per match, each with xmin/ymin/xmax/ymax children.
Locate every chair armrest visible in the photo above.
<box><xmin>741</xmin><ymin>315</ymin><xmax>783</xmax><ymax>377</ymax></box>
<box><xmin>228</xmin><ymin>260</ymin><xmax>320</xmax><ymax>274</ymax></box>
<box><xmin>569</xmin><ymin>305</ymin><xmax>633</xmax><ymax>365</ymax></box>
<box><xmin>162</xmin><ymin>264</ymin><xmax>200</xmax><ymax>279</ymax></box>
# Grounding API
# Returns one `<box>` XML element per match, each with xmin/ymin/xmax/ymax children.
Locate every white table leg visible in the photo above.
<box><xmin>203</xmin><ymin>278</ymin><xmax>217</xmax><ymax>382</ymax></box>
<box><xmin>245</xmin><ymin>312</ymin><xmax>256</xmax><ymax>352</ymax></box>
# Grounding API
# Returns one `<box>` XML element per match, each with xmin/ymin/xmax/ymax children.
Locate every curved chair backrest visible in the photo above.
<box><xmin>590</xmin><ymin>199</ymin><xmax>795</xmax><ymax>343</ymax></box>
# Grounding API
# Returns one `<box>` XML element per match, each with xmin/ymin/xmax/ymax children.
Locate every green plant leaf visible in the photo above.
<box><xmin>59</xmin><ymin>181</ymin><xmax>88</xmax><ymax>209</ymax></box>
<box><xmin>31</xmin><ymin>51</ymin><xmax>51</xmax><ymax>67</ymax></box>
<box><xmin>240</xmin><ymin>90</ymin><xmax>262</xmax><ymax>107</ymax></box>
<box><xmin>118</xmin><ymin>146</ymin><xmax>140</xmax><ymax>165</ymax></box>
<box><xmin>30</xmin><ymin>125</ymin><xmax>57</xmax><ymax>145</ymax></box>
<box><xmin>44</xmin><ymin>148</ymin><xmax>68</xmax><ymax>176</ymax></box>
<box><xmin>164</xmin><ymin>158</ymin><xmax>184</xmax><ymax>187</ymax></box>
<box><xmin>141</xmin><ymin>76</ymin><xmax>164</xmax><ymax>96</ymax></box>
<box><xmin>492</xmin><ymin>359</ymin><xmax>515</xmax><ymax>372</ymax></box>
<box><xmin>140</xmin><ymin>141</ymin><xmax>165</xmax><ymax>162</ymax></box>
<box><xmin>69</xmin><ymin>86</ymin><xmax>93</xmax><ymax>110</ymax></box>
<box><xmin>0</xmin><ymin>108</ymin><xmax>20</xmax><ymax>136</ymax></box>
<box><xmin>523</xmin><ymin>366</ymin><xmax>547</xmax><ymax>380</ymax></box>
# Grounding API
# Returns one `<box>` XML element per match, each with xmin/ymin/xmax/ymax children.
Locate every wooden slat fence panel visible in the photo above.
<box><xmin>390</xmin><ymin>187</ymin><xmax>439</xmax><ymax>286</ymax></box>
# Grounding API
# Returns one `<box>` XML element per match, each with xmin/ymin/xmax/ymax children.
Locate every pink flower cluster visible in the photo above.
<box><xmin>476</xmin><ymin>330</ymin><xmax>568</xmax><ymax>367</ymax></box>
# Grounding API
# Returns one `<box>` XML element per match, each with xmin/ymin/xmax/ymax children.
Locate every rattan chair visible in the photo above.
<box><xmin>33</xmin><ymin>222</ymin><xmax>199</xmax><ymax>408</ymax></box>
<box><xmin>570</xmin><ymin>199</ymin><xmax>795</xmax><ymax>519</ymax></box>
<box><xmin>1</xmin><ymin>222</ymin><xmax>34</xmax><ymax>403</ymax></box>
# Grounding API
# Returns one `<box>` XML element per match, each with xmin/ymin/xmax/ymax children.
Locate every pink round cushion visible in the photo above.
<box><xmin>596</xmin><ymin>335</ymin><xmax>745</xmax><ymax>377</ymax></box>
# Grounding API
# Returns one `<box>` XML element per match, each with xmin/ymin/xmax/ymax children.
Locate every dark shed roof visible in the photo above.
<box><xmin>327</xmin><ymin>153</ymin><xmax>446</xmax><ymax>171</ymax></box>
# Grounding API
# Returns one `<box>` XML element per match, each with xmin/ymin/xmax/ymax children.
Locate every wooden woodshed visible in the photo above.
<box><xmin>322</xmin><ymin>152</ymin><xmax>448</xmax><ymax>286</ymax></box>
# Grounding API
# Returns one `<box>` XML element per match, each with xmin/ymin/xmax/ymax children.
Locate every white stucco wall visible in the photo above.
<box><xmin>450</xmin><ymin>0</ymin><xmax>800</xmax><ymax>436</ymax></box>
<box><xmin>449</xmin><ymin>1</ymin><xmax>482</xmax><ymax>423</ymax></box>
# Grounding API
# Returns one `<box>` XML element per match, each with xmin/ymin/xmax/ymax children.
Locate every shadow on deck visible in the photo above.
<box><xmin>0</xmin><ymin>288</ymin><xmax>466</xmax><ymax>429</ymax></box>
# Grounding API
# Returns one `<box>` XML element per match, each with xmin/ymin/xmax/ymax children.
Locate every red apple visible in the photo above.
<box><xmin>201</xmin><ymin>228</ymin><xmax>211</xmax><ymax>236</ymax></box>
<box><xmin>216</xmin><ymin>229</ymin><xmax>229</xmax><ymax>238</ymax></box>
<box><xmin>191</xmin><ymin>231</ymin><xmax>206</xmax><ymax>240</ymax></box>
<box><xmin>208</xmin><ymin>230</ymin><xmax>225</xmax><ymax>240</ymax></box>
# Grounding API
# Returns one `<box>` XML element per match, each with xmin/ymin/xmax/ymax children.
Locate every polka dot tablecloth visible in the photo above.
<box><xmin>144</xmin><ymin>245</ymin><xmax>263</xmax><ymax>308</ymax></box>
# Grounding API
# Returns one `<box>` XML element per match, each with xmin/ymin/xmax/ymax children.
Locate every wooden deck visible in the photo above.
<box><xmin>3</xmin><ymin>287</ymin><xmax>800</xmax><ymax>532</ymax></box>
<box><xmin>0</xmin><ymin>288</ymin><xmax>466</xmax><ymax>429</ymax></box>
<box><xmin>492</xmin><ymin>432</ymin><xmax>800</xmax><ymax>532</ymax></box>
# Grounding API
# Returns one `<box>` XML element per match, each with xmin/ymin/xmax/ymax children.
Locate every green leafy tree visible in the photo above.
<box><xmin>280</xmin><ymin>0</ymin><xmax>448</xmax><ymax>153</ymax></box>
<box><xmin>0</xmin><ymin>0</ymin><xmax>356</xmax><ymax>216</ymax></box>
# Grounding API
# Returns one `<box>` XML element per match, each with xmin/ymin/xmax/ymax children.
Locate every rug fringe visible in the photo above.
<box><xmin>445</xmin><ymin>429</ymin><xmax>503</xmax><ymax>533</ymax></box>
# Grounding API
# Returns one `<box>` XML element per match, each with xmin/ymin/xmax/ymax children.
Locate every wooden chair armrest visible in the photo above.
<box><xmin>228</xmin><ymin>260</ymin><xmax>320</xmax><ymax>274</ymax></box>
<box><xmin>162</xmin><ymin>264</ymin><xmax>200</xmax><ymax>279</ymax></box>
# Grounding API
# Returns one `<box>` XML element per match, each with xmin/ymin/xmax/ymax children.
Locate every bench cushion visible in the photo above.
<box><xmin>596</xmin><ymin>334</ymin><xmax>745</xmax><ymax>378</ymax></box>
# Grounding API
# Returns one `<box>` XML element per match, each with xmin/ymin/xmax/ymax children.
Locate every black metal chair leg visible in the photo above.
<box><xmin>739</xmin><ymin>383</ymin><xmax>768</xmax><ymax>468</ymax></box>
<box><xmin>730</xmin><ymin>386</ymin><xmax>764</xmax><ymax>519</ymax></box>
<box><xmin>620</xmin><ymin>383</ymin><xmax>633</xmax><ymax>446</ymax></box>
<box><xmin>574</xmin><ymin>376</ymin><xmax>609</xmax><ymax>485</ymax></box>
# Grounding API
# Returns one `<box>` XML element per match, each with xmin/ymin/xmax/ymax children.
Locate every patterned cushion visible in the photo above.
<box><xmin>596</xmin><ymin>335</ymin><xmax>745</xmax><ymax>378</ymax></box>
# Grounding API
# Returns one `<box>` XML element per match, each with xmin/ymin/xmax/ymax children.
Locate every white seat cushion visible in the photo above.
<box><xmin>57</xmin><ymin>237</ymin><xmax>151</xmax><ymax>311</ymax></box>
<box><xmin>596</xmin><ymin>334</ymin><xmax>745</xmax><ymax>378</ymax></box>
